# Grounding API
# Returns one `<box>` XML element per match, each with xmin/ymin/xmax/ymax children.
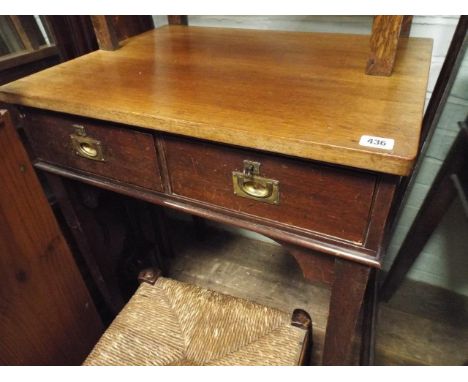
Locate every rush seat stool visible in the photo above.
<box><xmin>84</xmin><ymin>269</ymin><xmax>312</xmax><ymax>366</ymax></box>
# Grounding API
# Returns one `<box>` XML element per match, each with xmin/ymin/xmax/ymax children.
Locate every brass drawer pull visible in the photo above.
<box><xmin>232</xmin><ymin>160</ymin><xmax>279</xmax><ymax>205</ymax></box>
<box><xmin>238</xmin><ymin>177</ymin><xmax>274</xmax><ymax>198</ymax></box>
<box><xmin>70</xmin><ymin>125</ymin><xmax>105</xmax><ymax>161</ymax></box>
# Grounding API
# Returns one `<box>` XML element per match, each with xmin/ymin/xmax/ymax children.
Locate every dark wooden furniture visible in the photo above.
<box><xmin>0</xmin><ymin>16</ymin><xmax>60</xmax><ymax>85</ymax></box>
<box><xmin>0</xmin><ymin>20</ymin><xmax>432</xmax><ymax>365</ymax></box>
<box><xmin>380</xmin><ymin>120</ymin><xmax>468</xmax><ymax>302</ymax></box>
<box><xmin>0</xmin><ymin>110</ymin><xmax>103</xmax><ymax>365</ymax></box>
<box><xmin>0</xmin><ymin>16</ymin><xmax>155</xmax><ymax>85</ymax></box>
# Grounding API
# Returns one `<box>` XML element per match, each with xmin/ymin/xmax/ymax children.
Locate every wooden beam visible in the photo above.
<box><xmin>110</xmin><ymin>16</ymin><xmax>154</xmax><ymax>40</ymax></box>
<box><xmin>168</xmin><ymin>15</ymin><xmax>188</xmax><ymax>25</ymax></box>
<box><xmin>46</xmin><ymin>16</ymin><xmax>98</xmax><ymax>61</ymax></box>
<box><xmin>0</xmin><ymin>45</ymin><xmax>58</xmax><ymax>72</ymax></box>
<box><xmin>91</xmin><ymin>16</ymin><xmax>119</xmax><ymax>51</ymax></box>
<box><xmin>400</xmin><ymin>15</ymin><xmax>413</xmax><ymax>37</ymax></box>
<box><xmin>10</xmin><ymin>16</ymin><xmax>41</xmax><ymax>51</ymax></box>
<box><xmin>366</xmin><ymin>16</ymin><xmax>405</xmax><ymax>76</ymax></box>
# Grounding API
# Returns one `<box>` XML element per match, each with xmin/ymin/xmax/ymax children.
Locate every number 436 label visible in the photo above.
<box><xmin>359</xmin><ymin>135</ymin><xmax>395</xmax><ymax>150</ymax></box>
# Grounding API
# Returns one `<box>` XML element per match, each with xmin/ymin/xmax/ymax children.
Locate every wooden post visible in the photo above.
<box><xmin>366</xmin><ymin>16</ymin><xmax>412</xmax><ymax>76</ymax></box>
<box><xmin>360</xmin><ymin>269</ymin><xmax>378</xmax><ymax>365</ymax></box>
<box><xmin>91</xmin><ymin>16</ymin><xmax>119</xmax><ymax>51</ymax></box>
<box><xmin>168</xmin><ymin>16</ymin><xmax>188</xmax><ymax>25</ymax></box>
<box><xmin>400</xmin><ymin>16</ymin><xmax>414</xmax><ymax>37</ymax></box>
<box><xmin>10</xmin><ymin>16</ymin><xmax>41</xmax><ymax>51</ymax></box>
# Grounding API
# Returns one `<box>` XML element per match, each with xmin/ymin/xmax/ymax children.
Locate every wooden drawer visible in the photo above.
<box><xmin>164</xmin><ymin>136</ymin><xmax>377</xmax><ymax>243</ymax></box>
<box><xmin>23</xmin><ymin>109</ymin><xmax>163</xmax><ymax>192</ymax></box>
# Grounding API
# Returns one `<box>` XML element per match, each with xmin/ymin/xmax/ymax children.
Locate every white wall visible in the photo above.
<box><xmin>154</xmin><ymin>16</ymin><xmax>468</xmax><ymax>296</ymax></box>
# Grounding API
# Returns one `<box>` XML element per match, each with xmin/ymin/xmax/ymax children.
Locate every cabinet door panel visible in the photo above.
<box><xmin>0</xmin><ymin>110</ymin><xmax>103</xmax><ymax>365</ymax></box>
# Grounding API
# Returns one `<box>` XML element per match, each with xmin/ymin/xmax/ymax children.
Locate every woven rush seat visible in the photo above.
<box><xmin>84</xmin><ymin>276</ymin><xmax>311</xmax><ymax>366</ymax></box>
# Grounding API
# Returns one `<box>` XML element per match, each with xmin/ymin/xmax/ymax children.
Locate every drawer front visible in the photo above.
<box><xmin>164</xmin><ymin>136</ymin><xmax>377</xmax><ymax>243</ymax></box>
<box><xmin>23</xmin><ymin>110</ymin><xmax>163</xmax><ymax>192</ymax></box>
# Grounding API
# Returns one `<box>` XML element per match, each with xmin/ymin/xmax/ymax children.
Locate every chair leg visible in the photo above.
<box><xmin>380</xmin><ymin>126</ymin><xmax>467</xmax><ymax>302</ymax></box>
<box><xmin>138</xmin><ymin>268</ymin><xmax>162</xmax><ymax>285</ymax></box>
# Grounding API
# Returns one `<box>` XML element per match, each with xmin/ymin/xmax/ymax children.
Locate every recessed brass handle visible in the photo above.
<box><xmin>79</xmin><ymin>142</ymin><xmax>98</xmax><ymax>157</ymax></box>
<box><xmin>70</xmin><ymin>134</ymin><xmax>105</xmax><ymax>161</ymax></box>
<box><xmin>237</xmin><ymin>177</ymin><xmax>274</xmax><ymax>199</ymax></box>
<box><xmin>232</xmin><ymin>160</ymin><xmax>279</xmax><ymax>205</ymax></box>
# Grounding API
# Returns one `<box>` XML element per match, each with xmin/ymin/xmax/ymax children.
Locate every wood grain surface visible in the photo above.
<box><xmin>0</xmin><ymin>110</ymin><xmax>103</xmax><ymax>365</ymax></box>
<box><xmin>164</xmin><ymin>135</ymin><xmax>377</xmax><ymax>244</ymax></box>
<box><xmin>0</xmin><ymin>26</ymin><xmax>432</xmax><ymax>175</ymax></box>
<box><xmin>366</xmin><ymin>16</ymin><xmax>405</xmax><ymax>76</ymax></box>
<box><xmin>34</xmin><ymin>160</ymin><xmax>382</xmax><ymax>268</ymax></box>
<box><xmin>23</xmin><ymin>108</ymin><xmax>164</xmax><ymax>192</ymax></box>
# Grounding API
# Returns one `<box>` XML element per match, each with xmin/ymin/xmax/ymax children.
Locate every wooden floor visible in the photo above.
<box><xmin>166</xmin><ymin>217</ymin><xmax>468</xmax><ymax>366</ymax></box>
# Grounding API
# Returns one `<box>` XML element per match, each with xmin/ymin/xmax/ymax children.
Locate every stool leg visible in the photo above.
<box><xmin>291</xmin><ymin>309</ymin><xmax>313</xmax><ymax>365</ymax></box>
<box><xmin>138</xmin><ymin>268</ymin><xmax>162</xmax><ymax>285</ymax></box>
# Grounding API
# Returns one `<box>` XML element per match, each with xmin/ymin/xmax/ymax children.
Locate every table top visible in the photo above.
<box><xmin>0</xmin><ymin>26</ymin><xmax>432</xmax><ymax>175</ymax></box>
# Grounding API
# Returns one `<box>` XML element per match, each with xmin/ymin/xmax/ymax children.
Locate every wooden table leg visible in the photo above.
<box><xmin>322</xmin><ymin>259</ymin><xmax>371</xmax><ymax>365</ymax></box>
<box><xmin>279</xmin><ymin>242</ymin><xmax>372</xmax><ymax>365</ymax></box>
<box><xmin>360</xmin><ymin>269</ymin><xmax>378</xmax><ymax>365</ymax></box>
